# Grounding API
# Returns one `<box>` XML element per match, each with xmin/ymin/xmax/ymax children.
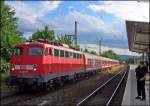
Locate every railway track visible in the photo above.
<box><xmin>1</xmin><ymin>74</ymin><xmax>95</xmax><ymax>105</ymax></box>
<box><xmin>1</xmin><ymin>91</ymin><xmax>42</xmax><ymax>105</ymax></box>
<box><xmin>1</xmin><ymin>65</ymin><xmax>127</xmax><ymax>106</ymax></box>
<box><xmin>77</xmin><ymin>70</ymin><xmax>128</xmax><ymax>106</ymax></box>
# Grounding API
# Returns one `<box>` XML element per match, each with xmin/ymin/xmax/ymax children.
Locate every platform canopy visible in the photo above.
<box><xmin>126</xmin><ymin>20</ymin><xmax>149</xmax><ymax>53</ymax></box>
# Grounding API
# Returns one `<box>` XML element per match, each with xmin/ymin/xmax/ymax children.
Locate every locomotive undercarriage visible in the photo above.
<box><xmin>7</xmin><ymin>69</ymin><xmax>99</xmax><ymax>91</ymax></box>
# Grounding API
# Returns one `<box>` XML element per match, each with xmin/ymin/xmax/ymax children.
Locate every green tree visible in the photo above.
<box><xmin>102</xmin><ymin>50</ymin><xmax>120</xmax><ymax>60</ymax></box>
<box><xmin>90</xmin><ymin>51</ymin><xmax>97</xmax><ymax>55</ymax></box>
<box><xmin>57</xmin><ymin>34</ymin><xmax>73</xmax><ymax>46</ymax></box>
<box><xmin>32</xmin><ymin>26</ymin><xmax>55</xmax><ymax>41</ymax></box>
<box><xmin>0</xmin><ymin>1</ymin><xmax>24</xmax><ymax>62</ymax></box>
<box><xmin>84</xmin><ymin>48</ymin><xmax>89</xmax><ymax>53</ymax></box>
<box><xmin>0</xmin><ymin>1</ymin><xmax>24</xmax><ymax>74</ymax></box>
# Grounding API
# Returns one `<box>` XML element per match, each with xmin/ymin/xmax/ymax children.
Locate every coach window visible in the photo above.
<box><xmin>54</xmin><ymin>49</ymin><xmax>59</xmax><ymax>57</ymax></box>
<box><xmin>80</xmin><ymin>54</ymin><xmax>82</xmax><ymax>59</ymax></box>
<box><xmin>29</xmin><ymin>47</ymin><xmax>42</xmax><ymax>55</ymax></box>
<box><xmin>79</xmin><ymin>54</ymin><xmax>81</xmax><ymax>58</ymax></box>
<box><xmin>13</xmin><ymin>47</ymin><xmax>23</xmax><ymax>56</ymax></box>
<box><xmin>69</xmin><ymin>52</ymin><xmax>73</xmax><ymax>58</ymax></box>
<box><xmin>60</xmin><ymin>50</ymin><xmax>64</xmax><ymax>57</ymax></box>
<box><xmin>80</xmin><ymin>54</ymin><xmax>82</xmax><ymax>58</ymax></box>
<box><xmin>77</xmin><ymin>54</ymin><xmax>79</xmax><ymax>59</ymax></box>
<box><xmin>73</xmin><ymin>53</ymin><xmax>76</xmax><ymax>59</ymax></box>
<box><xmin>87</xmin><ymin>59</ymin><xmax>90</xmax><ymax>65</ymax></box>
<box><xmin>78</xmin><ymin>54</ymin><xmax>81</xmax><ymax>59</ymax></box>
<box><xmin>65</xmin><ymin>51</ymin><xmax>69</xmax><ymax>57</ymax></box>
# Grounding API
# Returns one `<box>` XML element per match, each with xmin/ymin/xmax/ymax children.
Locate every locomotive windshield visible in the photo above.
<box><xmin>13</xmin><ymin>47</ymin><xmax>23</xmax><ymax>56</ymax></box>
<box><xmin>29</xmin><ymin>47</ymin><xmax>42</xmax><ymax>55</ymax></box>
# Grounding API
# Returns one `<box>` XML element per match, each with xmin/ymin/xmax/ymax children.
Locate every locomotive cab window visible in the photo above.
<box><xmin>29</xmin><ymin>47</ymin><xmax>42</xmax><ymax>55</ymax></box>
<box><xmin>13</xmin><ymin>47</ymin><xmax>23</xmax><ymax>56</ymax></box>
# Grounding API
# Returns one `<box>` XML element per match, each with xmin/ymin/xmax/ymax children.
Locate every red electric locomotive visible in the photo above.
<box><xmin>8</xmin><ymin>40</ymin><xmax>119</xmax><ymax>90</ymax></box>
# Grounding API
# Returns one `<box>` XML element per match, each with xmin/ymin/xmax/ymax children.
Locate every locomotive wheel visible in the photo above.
<box><xmin>18</xmin><ymin>85</ymin><xmax>26</xmax><ymax>92</ymax></box>
<box><xmin>40</xmin><ymin>83</ymin><xmax>47</xmax><ymax>91</ymax></box>
<box><xmin>53</xmin><ymin>78</ymin><xmax>64</xmax><ymax>87</ymax></box>
<box><xmin>59</xmin><ymin>81</ymin><xmax>64</xmax><ymax>87</ymax></box>
<box><xmin>31</xmin><ymin>84</ymin><xmax>38</xmax><ymax>91</ymax></box>
<box><xmin>74</xmin><ymin>73</ymin><xmax>79</xmax><ymax>80</ymax></box>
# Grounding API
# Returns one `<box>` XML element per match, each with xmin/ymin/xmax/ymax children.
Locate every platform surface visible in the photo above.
<box><xmin>122</xmin><ymin>65</ymin><xmax>150</xmax><ymax>105</ymax></box>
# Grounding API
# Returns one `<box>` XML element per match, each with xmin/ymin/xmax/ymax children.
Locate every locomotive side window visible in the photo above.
<box><xmin>54</xmin><ymin>49</ymin><xmax>59</xmax><ymax>57</ymax></box>
<box><xmin>60</xmin><ymin>50</ymin><xmax>64</xmax><ymax>57</ymax></box>
<box><xmin>29</xmin><ymin>47</ymin><xmax>42</xmax><ymax>55</ymax></box>
<box><xmin>49</xmin><ymin>48</ymin><xmax>52</xmax><ymax>55</ymax></box>
<box><xmin>13</xmin><ymin>47</ymin><xmax>23</xmax><ymax>56</ymax></box>
<box><xmin>45</xmin><ymin>48</ymin><xmax>49</xmax><ymax>56</ymax></box>
<box><xmin>45</xmin><ymin>48</ymin><xmax>53</xmax><ymax>56</ymax></box>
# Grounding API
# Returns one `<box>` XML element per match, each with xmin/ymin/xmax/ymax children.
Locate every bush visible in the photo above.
<box><xmin>0</xmin><ymin>58</ymin><xmax>10</xmax><ymax>74</ymax></box>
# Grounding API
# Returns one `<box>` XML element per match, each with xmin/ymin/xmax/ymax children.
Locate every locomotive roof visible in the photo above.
<box><xmin>16</xmin><ymin>41</ymin><xmax>83</xmax><ymax>54</ymax></box>
<box><xmin>16</xmin><ymin>41</ymin><xmax>119</xmax><ymax>62</ymax></box>
<box><xmin>16</xmin><ymin>41</ymin><xmax>45</xmax><ymax>47</ymax></box>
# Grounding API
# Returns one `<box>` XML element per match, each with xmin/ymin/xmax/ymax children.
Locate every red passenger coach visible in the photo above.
<box><xmin>8</xmin><ymin>40</ymin><xmax>119</xmax><ymax>90</ymax></box>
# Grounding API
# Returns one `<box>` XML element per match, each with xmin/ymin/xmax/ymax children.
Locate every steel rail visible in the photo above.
<box><xmin>76</xmin><ymin>70</ymin><xmax>123</xmax><ymax>106</ymax></box>
<box><xmin>106</xmin><ymin>70</ymin><xmax>128</xmax><ymax>106</ymax></box>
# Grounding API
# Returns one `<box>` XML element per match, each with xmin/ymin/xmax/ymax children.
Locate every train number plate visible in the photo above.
<box><xmin>15</xmin><ymin>65</ymin><xmax>33</xmax><ymax>70</ymax></box>
<box><xmin>20</xmin><ymin>65</ymin><xmax>26</xmax><ymax>69</ymax></box>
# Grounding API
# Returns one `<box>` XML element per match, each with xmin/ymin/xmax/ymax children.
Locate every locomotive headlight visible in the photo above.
<box><xmin>33</xmin><ymin>64</ymin><xmax>37</xmax><ymax>71</ymax></box>
<box><xmin>11</xmin><ymin>67</ymin><xmax>15</xmax><ymax>71</ymax></box>
<box><xmin>11</xmin><ymin>64</ymin><xmax>15</xmax><ymax>71</ymax></box>
<box><xmin>33</xmin><ymin>67</ymin><xmax>37</xmax><ymax>71</ymax></box>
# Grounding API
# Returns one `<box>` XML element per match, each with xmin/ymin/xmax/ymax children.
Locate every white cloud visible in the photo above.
<box><xmin>89</xmin><ymin>1</ymin><xmax>149</xmax><ymax>22</ymax></box>
<box><xmin>6</xmin><ymin>1</ymin><xmax>62</xmax><ymax>24</ymax></box>
<box><xmin>5</xmin><ymin>1</ymin><xmax>129</xmax><ymax>48</ymax></box>
<box><xmin>80</xmin><ymin>43</ymin><xmax>140</xmax><ymax>56</ymax></box>
<box><xmin>50</xmin><ymin>10</ymin><xmax>124</xmax><ymax>38</ymax></box>
<box><xmin>40</xmin><ymin>1</ymin><xmax>62</xmax><ymax>16</ymax></box>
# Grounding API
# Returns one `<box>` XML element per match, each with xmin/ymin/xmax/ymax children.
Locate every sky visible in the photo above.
<box><xmin>5</xmin><ymin>1</ymin><xmax>149</xmax><ymax>55</ymax></box>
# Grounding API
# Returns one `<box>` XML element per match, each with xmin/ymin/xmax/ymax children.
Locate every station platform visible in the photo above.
<box><xmin>122</xmin><ymin>65</ymin><xmax>150</xmax><ymax>105</ymax></box>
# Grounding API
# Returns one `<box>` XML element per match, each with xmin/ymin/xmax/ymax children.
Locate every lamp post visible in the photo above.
<box><xmin>99</xmin><ymin>38</ymin><xmax>102</xmax><ymax>56</ymax></box>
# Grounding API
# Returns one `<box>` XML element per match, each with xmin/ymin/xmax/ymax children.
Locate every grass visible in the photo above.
<box><xmin>108</xmin><ymin>65</ymin><xmax>124</xmax><ymax>74</ymax></box>
<box><xmin>0</xmin><ymin>72</ymin><xmax>10</xmax><ymax>89</ymax></box>
<box><xmin>0</xmin><ymin>71</ymin><xmax>9</xmax><ymax>81</ymax></box>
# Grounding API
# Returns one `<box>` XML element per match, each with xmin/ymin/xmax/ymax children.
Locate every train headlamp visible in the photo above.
<box><xmin>11</xmin><ymin>64</ymin><xmax>15</xmax><ymax>71</ymax></box>
<box><xmin>33</xmin><ymin>64</ymin><xmax>37</xmax><ymax>71</ymax></box>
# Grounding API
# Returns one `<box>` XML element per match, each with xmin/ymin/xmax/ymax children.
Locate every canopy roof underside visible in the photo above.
<box><xmin>126</xmin><ymin>20</ymin><xmax>149</xmax><ymax>53</ymax></box>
